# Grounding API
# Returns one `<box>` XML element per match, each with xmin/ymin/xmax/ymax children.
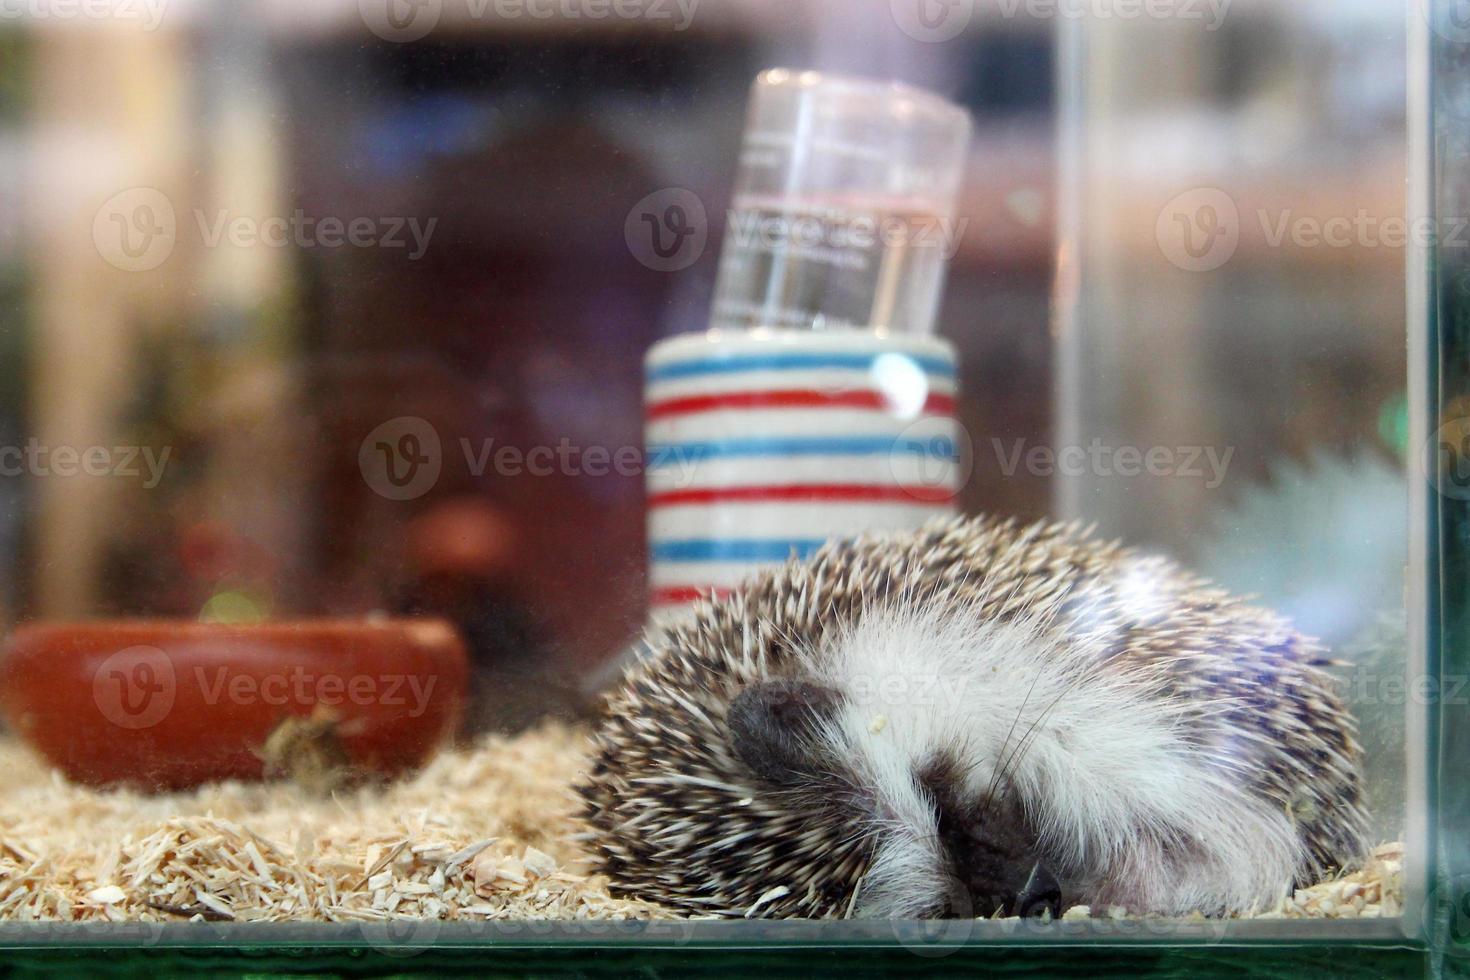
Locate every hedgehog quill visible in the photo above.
<box><xmin>579</xmin><ymin>515</ymin><xmax>1369</xmax><ymax>919</ymax></box>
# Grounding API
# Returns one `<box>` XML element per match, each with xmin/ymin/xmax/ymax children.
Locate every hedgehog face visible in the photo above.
<box><xmin>920</xmin><ymin>754</ymin><xmax>1063</xmax><ymax>919</ymax></box>
<box><xmin>725</xmin><ymin>676</ymin><xmax>1063</xmax><ymax>919</ymax></box>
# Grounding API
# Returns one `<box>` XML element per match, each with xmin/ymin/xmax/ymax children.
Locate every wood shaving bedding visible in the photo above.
<box><xmin>0</xmin><ymin>724</ymin><xmax>669</xmax><ymax>923</ymax></box>
<box><xmin>0</xmin><ymin>726</ymin><xmax>1403</xmax><ymax>924</ymax></box>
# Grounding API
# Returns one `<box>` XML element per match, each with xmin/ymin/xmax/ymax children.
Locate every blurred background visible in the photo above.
<box><xmin>0</xmin><ymin>0</ymin><xmax>1409</xmax><ymax>751</ymax></box>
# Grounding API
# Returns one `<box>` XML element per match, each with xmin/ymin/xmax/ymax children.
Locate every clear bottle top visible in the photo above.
<box><xmin>709</xmin><ymin>69</ymin><xmax>973</xmax><ymax>336</ymax></box>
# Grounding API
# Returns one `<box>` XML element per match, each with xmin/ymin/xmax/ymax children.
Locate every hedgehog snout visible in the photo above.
<box><xmin>945</xmin><ymin>835</ymin><xmax>1062</xmax><ymax>919</ymax></box>
<box><xmin>926</xmin><ymin>763</ymin><xmax>1063</xmax><ymax>919</ymax></box>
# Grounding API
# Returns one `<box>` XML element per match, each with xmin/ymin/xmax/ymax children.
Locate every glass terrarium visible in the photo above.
<box><xmin>0</xmin><ymin>0</ymin><xmax>1462</xmax><ymax>974</ymax></box>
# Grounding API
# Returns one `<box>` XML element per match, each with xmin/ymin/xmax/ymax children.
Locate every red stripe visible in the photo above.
<box><xmin>646</xmin><ymin>389</ymin><xmax>955</xmax><ymax>420</ymax></box>
<box><xmin>648</xmin><ymin>484</ymin><xmax>958</xmax><ymax>507</ymax></box>
<box><xmin>651</xmin><ymin>586</ymin><xmax>734</xmax><ymax>605</ymax></box>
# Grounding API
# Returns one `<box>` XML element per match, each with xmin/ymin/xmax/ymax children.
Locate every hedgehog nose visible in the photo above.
<box><xmin>1013</xmin><ymin>862</ymin><xmax>1062</xmax><ymax>919</ymax></box>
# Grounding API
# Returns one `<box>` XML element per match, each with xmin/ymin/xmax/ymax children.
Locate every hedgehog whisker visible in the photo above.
<box><xmin>977</xmin><ymin>647</ymin><xmax>1108</xmax><ymax>816</ymax></box>
<box><xmin>978</xmin><ymin>646</ymin><xmax>1049</xmax><ymax>804</ymax></box>
<box><xmin>969</xmin><ymin>613</ymin><xmax>1072</xmax><ymax>793</ymax></box>
<box><xmin>996</xmin><ymin>653</ymin><xmax>1109</xmax><ymax>783</ymax></box>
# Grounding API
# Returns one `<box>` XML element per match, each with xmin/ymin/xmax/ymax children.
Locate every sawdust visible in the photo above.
<box><xmin>0</xmin><ymin>723</ymin><xmax>669</xmax><ymax>923</ymax></box>
<box><xmin>0</xmin><ymin>725</ymin><xmax>1403</xmax><ymax>925</ymax></box>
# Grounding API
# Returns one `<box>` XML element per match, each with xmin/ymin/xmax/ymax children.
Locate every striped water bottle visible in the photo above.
<box><xmin>646</xmin><ymin>330</ymin><xmax>961</xmax><ymax>617</ymax></box>
<box><xmin>643</xmin><ymin>71</ymin><xmax>971</xmax><ymax>620</ymax></box>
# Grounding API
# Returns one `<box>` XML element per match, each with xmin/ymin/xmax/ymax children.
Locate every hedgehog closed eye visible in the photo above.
<box><xmin>579</xmin><ymin>514</ymin><xmax>1370</xmax><ymax>920</ymax></box>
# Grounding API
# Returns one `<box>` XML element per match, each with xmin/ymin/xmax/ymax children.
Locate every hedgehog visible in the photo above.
<box><xmin>578</xmin><ymin>514</ymin><xmax>1370</xmax><ymax>919</ymax></box>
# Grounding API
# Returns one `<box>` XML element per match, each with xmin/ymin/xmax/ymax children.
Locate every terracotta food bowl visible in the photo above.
<box><xmin>0</xmin><ymin>619</ymin><xmax>468</xmax><ymax>790</ymax></box>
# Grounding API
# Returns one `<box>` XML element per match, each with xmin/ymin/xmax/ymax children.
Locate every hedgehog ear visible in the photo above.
<box><xmin>726</xmin><ymin>679</ymin><xmax>842</xmax><ymax>786</ymax></box>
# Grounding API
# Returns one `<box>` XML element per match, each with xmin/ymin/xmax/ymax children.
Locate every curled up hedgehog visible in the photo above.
<box><xmin>579</xmin><ymin>515</ymin><xmax>1370</xmax><ymax>919</ymax></box>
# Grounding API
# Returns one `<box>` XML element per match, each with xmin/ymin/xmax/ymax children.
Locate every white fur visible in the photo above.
<box><xmin>801</xmin><ymin>600</ymin><xmax>1304</xmax><ymax>918</ymax></box>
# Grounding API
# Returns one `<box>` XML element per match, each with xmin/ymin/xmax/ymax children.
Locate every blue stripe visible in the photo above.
<box><xmin>651</xmin><ymin>539</ymin><xmax>828</xmax><ymax>562</ymax></box>
<box><xmin>647</xmin><ymin>436</ymin><xmax>958</xmax><ymax>467</ymax></box>
<box><xmin>647</xmin><ymin>352</ymin><xmax>956</xmax><ymax>382</ymax></box>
